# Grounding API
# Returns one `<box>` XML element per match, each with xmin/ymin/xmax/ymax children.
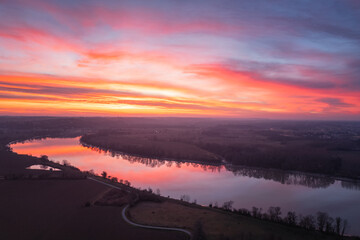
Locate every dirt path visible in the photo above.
<box><xmin>87</xmin><ymin>177</ymin><xmax>192</xmax><ymax>239</ymax></box>
<box><xmin>122</xmin><ymin>204</ymin><xmax>192</xmax><ymax>239</ymax></box>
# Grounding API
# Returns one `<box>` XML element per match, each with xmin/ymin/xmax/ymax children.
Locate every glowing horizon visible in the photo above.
<box><xmin>1</xmin><ymin>0</ymin><xmax>360</xmax><ymax>119</ymax></box>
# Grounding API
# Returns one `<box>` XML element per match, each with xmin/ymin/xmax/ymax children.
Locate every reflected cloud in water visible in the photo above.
<box><xmin>82</xmin><ymin>143</ymin><xmax>360</xmax><ymax>190</ymax></box>
<box><xmin>12</xmin><ymin>137</ymin><xmax>360</xmax><ymax>236</ymax></box>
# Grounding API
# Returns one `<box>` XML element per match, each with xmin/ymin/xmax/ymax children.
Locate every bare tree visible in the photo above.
<box><xmin>222</xmin><ymin>201</ymin><xmax>234</xmax><ymax>211</ymax></box>
<box><xmin>325</xmin><ymin>217</ymin><xmax>334</xmax><ymax>233</ymax></box>
<box><xmin>252</xmin><ymin>206</ymin><xmax>262</xmax><ymax>218</ymax></box>
<box><xmin>299</xmin><ymin>215</ymin><xmax>316</xmax><ymax>230</ymax></box>
<box><xmin>341</xmin><ymin>220</ymin><xmax>348</xmax><ymax>236</ymax></box>
<box><xmin>268</xmin><ymin>206</ymin><xmax>282</xmax><ymax>222</ymax></box>
<box><xmin>40</xmin><ymin>155</ymin><xmax>49</xmax><ymax>162</ymax></box>
<box><xmin>335</xmin><ymin>217</ymin><xmax>342</xmax><ymax>235</ymax></box>
<box><xmin>316</xmin><ymin>212</ymin><xmax>329</xmax><ymax>232</ymax></box>
<box><xmin>284</xmin><ymin>211</ymin><xmax>297</xmax><ymax>225</ymax></box>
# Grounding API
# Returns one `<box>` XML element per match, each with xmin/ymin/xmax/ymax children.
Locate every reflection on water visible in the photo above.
<box><xmin>26</xmin><ymin>164</ymin><xmax>62</xmax><ymax>171</ymax></box>
<box><xmin>82</xmin><ymin>142</ymin><xmax>360</xmax><ymax>190</ymax></box>
<box><xmin>228</xmin><ymin>166</ymin><xmax>336</xmax><ymax>189</ymax></box>
<box><xmin>341</xmin><ymin>181</ymin><xmax>360</xmax><ymax>190</ymax></box>
<box><xmin>11</xmin><ymin>137</ymin><xmax>360</xmax><ymax>236</ymax></box>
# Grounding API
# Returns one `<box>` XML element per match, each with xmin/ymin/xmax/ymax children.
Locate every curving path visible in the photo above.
<box><xmin>88</xmin><ymin>177</ymin><xmax>126</xmax><ymax>191</ymax></box>
<box><xmin>122</xmin><ymin>204</ymin><xmax>192</xmax><ymax>239</ymax></box>
<box><xmin>88</xmin><ymin>177</ymin><xmax>192</xmax><ymax>240</ymax></box>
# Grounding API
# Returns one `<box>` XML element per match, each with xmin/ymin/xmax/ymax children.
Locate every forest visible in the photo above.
<box><xmin>1</xmin><ymin>116</ymin><xmax>360</xmax><ymax>179</ymax></box>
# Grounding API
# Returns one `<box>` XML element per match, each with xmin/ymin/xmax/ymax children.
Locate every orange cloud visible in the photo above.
<box><xmin>1</xmin><ymin>68</ymin><xmax>359</xmax><ymax>119</ymax></box>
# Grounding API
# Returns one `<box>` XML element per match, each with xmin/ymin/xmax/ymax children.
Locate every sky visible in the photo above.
<box><xmin>0</xmin><ymin>0</ymin><xmax>359</xmax><ymax>119</ymax></box>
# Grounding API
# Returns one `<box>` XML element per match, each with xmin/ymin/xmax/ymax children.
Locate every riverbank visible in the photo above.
<box><xmin>79</xmin><ymin>127</ymin><xmax>360</xmax><ymax>181</ymax></box>
<box><xmin>3</xmin><ymin>142</ymin><xmax>360</xmax><ymax>239</ymax></box>
<box><xmin>10</xmin><ymin>136</ymin><xmax>360</xmax><ymax>236</ymax></box>
<box><xmin>80</xmin><ymin>136</ymin><xmax>360</xmax><ymax>185</ymax></box>
<box><xmin>0</xmin><ymin>178</ymin><xmax>186</xmax><ymax>240</ymax></box>
<box><xmin>129</xmin><ymin>201</ymin><xmax>350</xmax><ymax>240</ymax></box>
<box><xmin>79</xmin><ymin>173</ymin><xmax>360</xmax><ymax>240</ymax></box>
<box><xmin>2</xmin><ymin>116</ymin><xmax>359</xmax><ymax>239</ymax></box>
<box><xmin>80</xmin><ymin>133</ymin><xmax>223</xmax><ymax>164</ymax></box>
<box><xmin>0</xmin><ymin>127</ymin><xmax>188</xmax><ymax>240</ymax></box>
<box><xmin>11</xmin><ymin>136</ymin><xmax>360</xmax><ymax>186</ymax></box>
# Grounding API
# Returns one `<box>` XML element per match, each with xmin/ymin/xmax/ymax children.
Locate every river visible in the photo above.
<box><xmin>11</xmin><ymin>137</ymin><xmax>360</xmax><ymax>235</ymax></box>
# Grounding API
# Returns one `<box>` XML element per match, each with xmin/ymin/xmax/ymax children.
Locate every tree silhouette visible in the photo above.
<box><xmin>284</xmin><ymin>211</ymin><xmax>297</xmax><ymax>225</ymax></box>
<box><xmin>268</xmin><ymin>207</ymin><xmax>281</xmax><ymax>222</ymax></box>
<box><xmin>316</xmin><ymin>212</ymin><xmax>329</xmax><ymax>232</ymax></box>
<box><xmin>222</xmin><ymin>201</ymin><xmax>234</xmax><ymax>211</ymax></box>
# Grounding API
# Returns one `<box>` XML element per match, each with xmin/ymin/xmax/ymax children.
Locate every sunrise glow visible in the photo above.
<box><xmin>1</xmin><ymin>0</ymin><xmax>359</xmax><ymax>119</ymax></box>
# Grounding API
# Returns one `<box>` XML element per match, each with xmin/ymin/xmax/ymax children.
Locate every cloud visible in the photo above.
<box><xmin>317</xmin><ymin>98</ymin><xmax>353</xmax><ymax>107</ymax></box>
<box><xmin>0</xmin><ymin>0</ymin><xmax>359</xmax><ymax>119</ymax></box>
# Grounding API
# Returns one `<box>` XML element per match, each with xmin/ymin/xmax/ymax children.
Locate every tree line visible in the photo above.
<box><xmin>208</xmin><ymin>202</ymin><xmax>349</xmax><ymax>237</ymax></box>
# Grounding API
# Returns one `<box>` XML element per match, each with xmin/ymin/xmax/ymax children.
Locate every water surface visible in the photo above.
<box><xmin>12</xmin><ymin>137</ymin><xmax>360</xmax><ymax>235</ymax></box>
<box><xmin>26</xmin><ymin>164</ymin><xmax>62</xmax><ymax>171</ymax></box>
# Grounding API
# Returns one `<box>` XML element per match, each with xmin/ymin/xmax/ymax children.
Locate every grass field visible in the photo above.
<box><xmin>129</xmin><ymin>201</ymin><xmax>351</xmax><ymax>240</ymax></box>
<box><xmin>0</xmin><ymin>179</ymin><xmax>187</xmax><ymax>240</ymax></box>
<box><xmin>1</xmin><ymin>117</ymin><xmax>359</xmax><ymax>240</ymax></box>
